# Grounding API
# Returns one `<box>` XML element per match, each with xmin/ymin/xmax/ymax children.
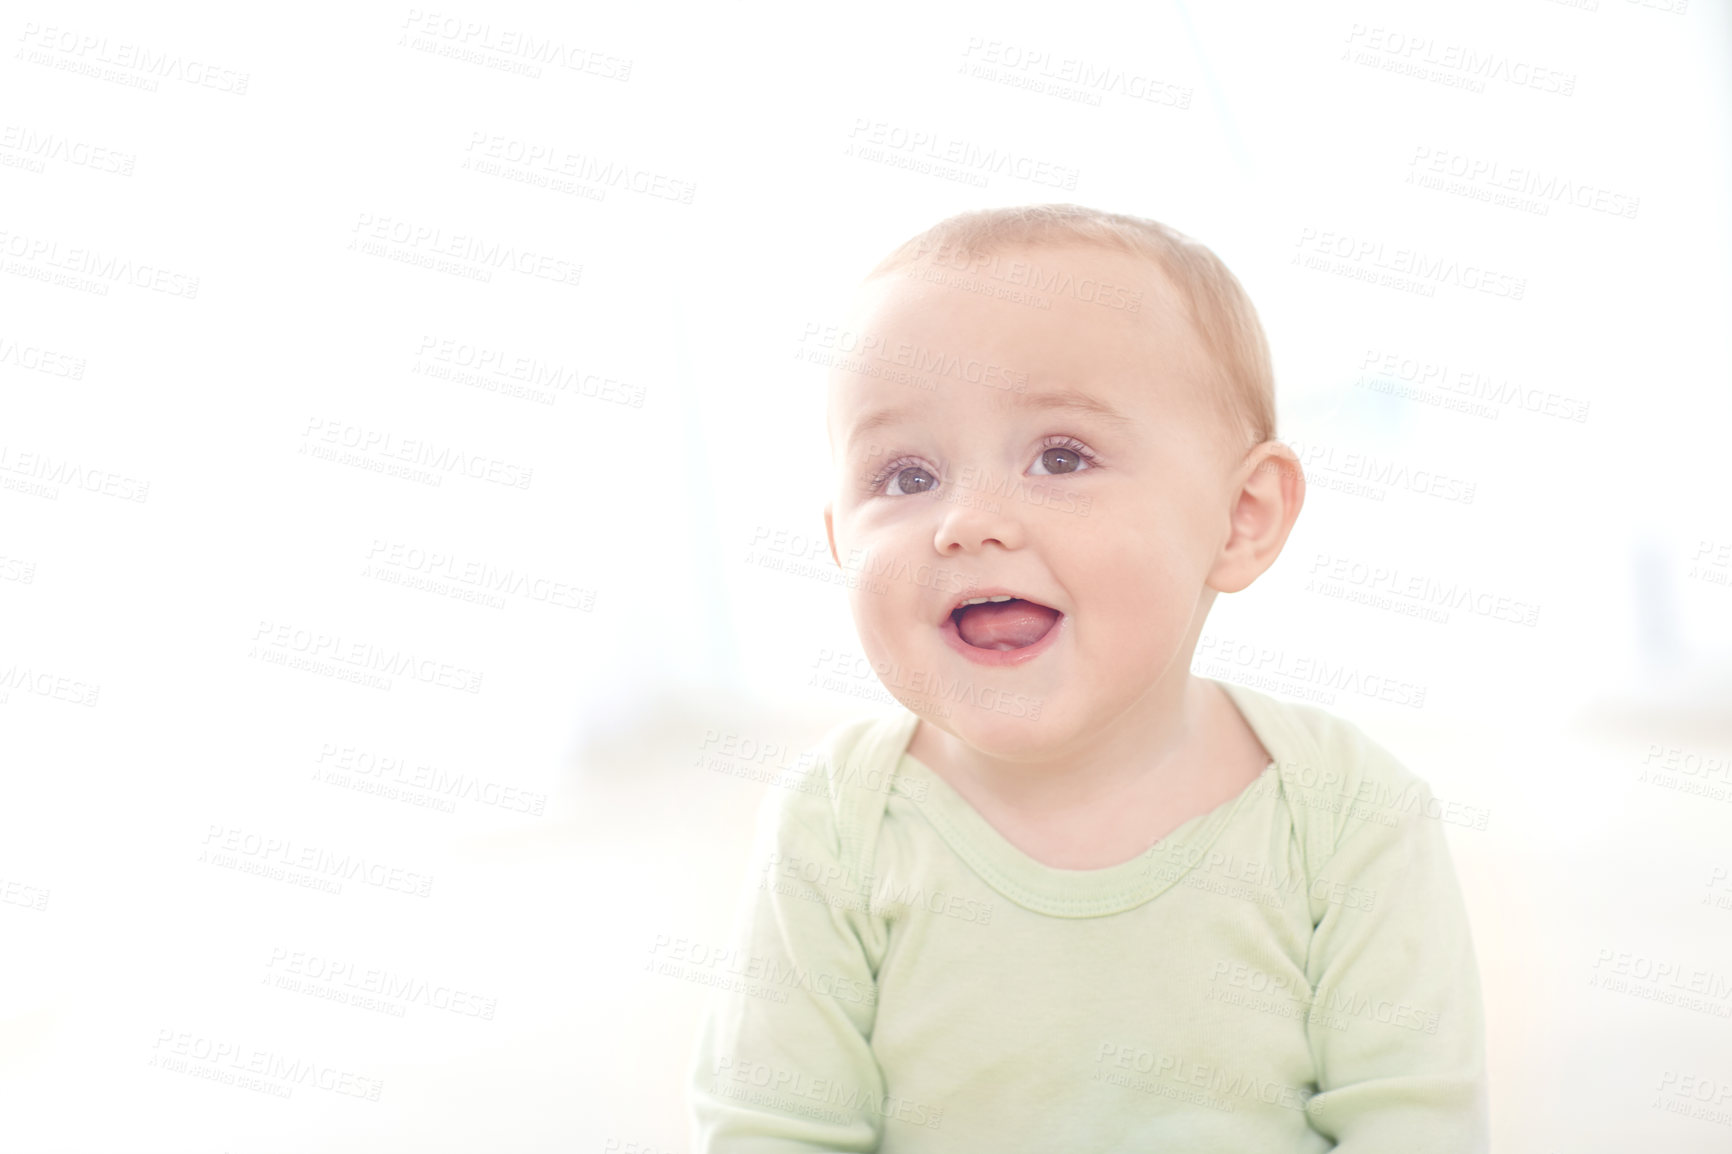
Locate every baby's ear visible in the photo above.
<box><xmin>823</xmin><ymin>503</ymin><xmax>840</xmax><ymax>567</ymax></box>
<box><xmin>1210</xmin><ymin>442</ymin><xmax>1305</xmax><ymax>593</ymax></box>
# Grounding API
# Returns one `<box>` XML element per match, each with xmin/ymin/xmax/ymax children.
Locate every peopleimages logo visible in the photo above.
<box><xmin>1342</xmin><ymin>24</ymin><xmax>1576</xmax><ymax>96</ymax></box>
<box><xmin>0</xmin><ymin>227</ymin><xmax>199</xmax><ymax>297</ymax></box>
<box><xmin>199</xmin><ymin>824</ymin><xmax>436</xmax><ymax>898</ymax></box>
<box><xmin>301</xmin><ymin>418</ymin><xmax>533</xmax><ymax>490</ymax></box>
<box><xmin>709</xmin><ymin>1057</ymin><xmax>944</xmax><ymax>1129</ymax></box>
<box><xmin>149</xmin><ymin>1028</ymin><xmax>383</xmax><ymax>1101</ymax></box>
<box><xmin>0</xmin><ymin>443</ymin><xmax>149</xmax><ymax>502</ymax></box>
<box><xmin>265</xmin><ymin>947</ymin><xmax>497</xmax><ymax>1019</ymax></box>
<box><xmin>810</xmin><ymin>649</ymin><xmax>1043</xmax><ymax>720</ymax></box>
<box><xmin>795</xmin><ymin>322</ymin><xmax>1031</xmax><ymax>392</ymax></box>
<box><xmin>250</xmin><ymin>619</ymin><xmax>484</xmax><ymax>695</ymax></box>
<box><xmin>646</xmin><ymin>934</ymin><xmax>878</xmax><ymax>1007</ymax></box>
<box><xmin>956</xmin><ymin>38</ymin><xmax>1193</xmax><ymax>110</ymax></box>
<box><xmin>348</xmin><ymin>212</ymin><xmax>583</xmax><ymax>287</ymax></box>
<box><xmin>16</xmin><ymin>22</ymin><xmax>251</xmax><ymax>94</ymax></box>
<box><xmin>845</xmin><ymin>118</ymin><xmax>1081</xmax><ymax>190</ymax></box>
<box><xmin>903</xmin><ymin>241</ymin><xmax>1144</xmax><ymax>312</ymax></box>
<box><xmin>1293</xmin><ymin>227</ymin><xmax>1526</xmax><ymax>301</ymax></box>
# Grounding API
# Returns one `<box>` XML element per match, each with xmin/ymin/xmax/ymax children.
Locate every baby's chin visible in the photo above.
<box><xmin>902</xmin><ymin>694</ymin><xmax>1068</xmax><ymax>761</ymax></box>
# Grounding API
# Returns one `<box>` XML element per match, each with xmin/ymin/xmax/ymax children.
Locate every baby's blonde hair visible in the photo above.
<box><xmin>863</xmin><ymin>203</ymin><xmax>1276</xmax><ymax>453</ymax></box>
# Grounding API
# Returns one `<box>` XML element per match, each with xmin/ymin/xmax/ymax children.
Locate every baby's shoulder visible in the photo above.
<box><xmin>1250</xmin><ymin>691</ymin><xmax>1437</xmax><ymax>857</ymax></box>
<box><xmin>749</xmin><ymin>711</ymin><xmax>909</xmax><ymax>865</ymax></box>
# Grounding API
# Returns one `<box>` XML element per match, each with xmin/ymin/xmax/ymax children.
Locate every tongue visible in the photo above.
<box><xmin>955</xmin><ymin>600</ymin><xmax>1061</xmax><ymax>650</ymax></box>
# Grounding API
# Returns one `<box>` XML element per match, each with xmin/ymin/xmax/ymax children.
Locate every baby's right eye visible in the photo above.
<box><xmin>885</xmin><ymin>464</ymin><xmax>938</xmax><ymax>496</ymax></box>
<box><xmin>870</xmin><ymin>459</ymin><xmax>938</xmax><ymax>496</ymax></box>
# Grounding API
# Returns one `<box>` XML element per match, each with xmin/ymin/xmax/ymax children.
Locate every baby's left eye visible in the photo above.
<box><xmin>1030</xmin><ymin>443</ymin><xmax>1092</xmax><ymax>476</ymax></box>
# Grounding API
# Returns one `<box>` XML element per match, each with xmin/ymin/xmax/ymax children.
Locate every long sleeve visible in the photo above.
<box><xmin>1297</xmin><ymin>775</ymin><xmax>1490</xmax><ymax>1151</ymax></box>
<box><xmin>689</xmin><ymin>772</ymin><xmax>892</xmax><ymax>1152</ymax></box>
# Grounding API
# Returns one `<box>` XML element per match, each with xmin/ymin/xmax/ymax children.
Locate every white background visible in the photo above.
<box><xmin>2</xmin><ymin>0</ymin><xmax>1730</xmax><ymax>1150</ymax></box>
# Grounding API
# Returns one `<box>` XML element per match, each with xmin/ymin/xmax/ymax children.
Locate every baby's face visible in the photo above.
<box><xmin>824</xmin><ymin>242</ymin><xmax>1257</xmax><ymax>757</ymax></box>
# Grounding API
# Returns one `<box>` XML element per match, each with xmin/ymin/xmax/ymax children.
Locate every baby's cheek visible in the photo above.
<box><xmin>1101</xmin><ymin>546</ymin><xmax>1191</xmax><ymax>600</ymax></box>
<box><xmin>1092</xmin><ymin>586</ymin><xmax>1190</xmax><ymax>653</ymax></box>
<box><xmin>860</xmin><ymin>600</ymin><xmax>916</xmax><ymax>652</ymax></box>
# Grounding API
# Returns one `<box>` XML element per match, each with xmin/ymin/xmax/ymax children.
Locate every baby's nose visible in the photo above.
<box><xmin>933</xmin><ymin>491</ymin><xmax>1024</xmax><ymax>554</ymax></box>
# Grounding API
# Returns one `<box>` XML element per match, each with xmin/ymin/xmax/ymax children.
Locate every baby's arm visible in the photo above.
<box><xmin>1297</xmin><ymin>768</ymin><xmax>1490</xmax><ymax>1151</ymax></box>
<box><xmin>689</xmin><ymin>773</ymin><xmax>890</xmax><ymax>1152</ymax></box>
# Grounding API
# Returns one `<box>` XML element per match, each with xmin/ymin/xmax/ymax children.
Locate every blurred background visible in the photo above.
<box><xmin>2</xmin><ymin>0</ymin><xmax>1729</xmax><ymax>1150</ymax></box>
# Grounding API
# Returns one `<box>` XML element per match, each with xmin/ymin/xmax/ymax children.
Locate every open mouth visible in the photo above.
<box><xmin>947</xmin><ymin>595</ymin><xmax>1063</xmax><ymax>652</ymax></box>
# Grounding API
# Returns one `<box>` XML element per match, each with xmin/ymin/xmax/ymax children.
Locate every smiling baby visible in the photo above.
<box><xmin>688</xmin><ymin>204</ymin><xmax>1488</xmax><ymax>1152</ymax></box>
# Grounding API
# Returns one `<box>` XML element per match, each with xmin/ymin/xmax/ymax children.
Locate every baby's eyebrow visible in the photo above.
<box><xmin>1010</xmin><ymin>387</ymin><xmax>1136</xmax><ymax>430</ymax></box>
<box><xmin>847</xmin><ymin>388</ymin><xmax>1133</xmax><ymax>453</ymax></box>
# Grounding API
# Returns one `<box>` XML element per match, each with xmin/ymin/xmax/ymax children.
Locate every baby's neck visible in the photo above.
<box><xmin>906</xmin><ymin>678</ymin><xmax>1272</xmax><ymax>869</ymax></box>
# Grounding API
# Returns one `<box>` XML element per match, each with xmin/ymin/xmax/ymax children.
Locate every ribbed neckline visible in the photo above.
<box><xmin>884</xmin><ymin>678</ymin><xmax>1296</xmax><ymax>918</ymax></box>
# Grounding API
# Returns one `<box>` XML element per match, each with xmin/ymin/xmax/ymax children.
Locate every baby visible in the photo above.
<box><xmin>689</xmin><ymin>204</ymin><xmax>1488</xmax><ymax>1151</ymax></box>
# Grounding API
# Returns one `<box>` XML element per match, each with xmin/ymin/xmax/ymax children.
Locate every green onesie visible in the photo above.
<box><xmin>689</xmin><ymin>678</ymin><xmax>1488</xmax><ymax>1151</ymax></box>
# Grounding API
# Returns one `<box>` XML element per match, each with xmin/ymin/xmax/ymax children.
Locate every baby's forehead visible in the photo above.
<box><xmin>851</xmin><ymin>239</ymin><xmax>1184</xmax><ymax>316</ymax></box>
<box><xmin>850</xmin><ymin>245</ymin><xmax>1194</xmax><ymax>359</ymax></box>
<box><xmin>826</xmin><ymin>249</ymin><xmax>1211</xmax><ymax>438</ymax></box>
